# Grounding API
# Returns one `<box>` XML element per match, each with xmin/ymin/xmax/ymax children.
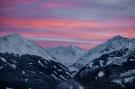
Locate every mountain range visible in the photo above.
<box><xmin>72</xmin><ymin>35</ymin><xmax>135</xmax><ymax>71</ymax></box>
<box><xmin>0</xmin><ymin>34</ymin><xmax>84</xmax><ymax>71</ymax></box>
<box><xmin>0</xmin><ymin>33</ymin><xmax>135</xmax><ymax>89</ymax></box>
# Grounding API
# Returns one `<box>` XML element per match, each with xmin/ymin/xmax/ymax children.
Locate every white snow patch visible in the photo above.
<box><xmin>51</xmin><ymin>74</ymin><xmax>58</xmax><ymax>80</ymax></box>
<box><xmin>53</xmin><ymin>65</ymin><xmax>57</xmax><ymax>69</ymax></box>
<box><xmin>79</xmin><ymin>85</ymin><xmax>84</xmax><ymax>89</ymax></box>
<box><xmin>39</xmin><ymin>71</ymin><xmax>44</xmax><ymax>74</ymax></box>
<box><xmin>57</xmin><ymin>69</ymin><xmax>63</xmax><ymax>72</ymax></box>
<box><xmin>99</xmin><ymin>60</ymin><xmax>104</xmax><ymax>67</ymax></box>
<box><xmin>1</xmin><ymin>57</ymin><xmax>7</xmax><ymax>63</ymax></box>
<box><xmin>22</xmin><ymin>70</ymin><xmax>26</xmax><ymax>74</ymax></box>
<box><xmin>59</xmin><ymin>75</ymin><xmax>66</xmax><ymax>80</ymax></box>
<box><xmin>124</xmin><ymin>76</ymin><xmax>134</xmax><ymax>83</ymax></box>
<box><xmin>98</xmin><ymin>71</ymin><xmax>105</xmax><ymax>77</ymax></box>
<box><xmin>89</xmin><ymin>62</ymin><xmax>93</xmax><ymax>68</ymax></box>
<box><xmin>25</xmin><ymin>79</ymin><xmax>28</xmax><ymax>82</ymax></box>
<box><xmin>10</xmin><ymin>64</ymin><xmax>16</xmax><ymax>69</ymax></box>
<box><xmin>59</xmin><ymin>65</ymin><xmax>67</xmax><ymax>71</ymax></box>
<box><xmin>120</xmin><ymin>69</ymin><xmax>135</xmax><ymax>77</ymax></box>
<box><xmin>93</xmin><ymin>66</ymin><xmax>99</xmax><ymax>70</ymax></box>
<box><xmin>12</xmin><ymin>60</ymin><xmax>17</xmax><ymax>63</ymax></box>
<box><xmin>38</xmin><ymin>60</ymin><xmax>46</xmax><ymax>68</ymax></box>
<box><xmin>129</xmin><ymin>58</ymin><xmax>135</xmax><ymax>61</ymax></box>
<box><xmin>29</xmin><ymin>63</ymin><xmax>33</xmax><ymax>65</ymax></box>
<box><xmin>0</xmin><ymin>66</ymin><xmax>4</xmax><ymax>70</ymax></box>
<box><xmin>111</xmin><ymin>79</ymin><xmax>125</xmax><ymax>87</ymax></box>
<box><xmin>54</xmin><ymin>71</ymin><xmax>58</xmax><ymax>75</ymax></box>
<box><xmin>69</xmin><ymin>86</ymin><xmax>73</xmax><ymax>89</ymax></box>
<box><xmin>6</xmin><ymin>87</ymin><xmax>14</xmax><ymax>89</ymax></box>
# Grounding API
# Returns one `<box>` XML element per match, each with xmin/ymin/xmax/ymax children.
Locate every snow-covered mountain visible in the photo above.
<box><xmin>46</xmin><ymin>46</ymin><xmax>85</xmax><ymax>70</ymax></box>
<box><xmin>74</xmin><ymin>35</ymin><xmax>135</xmax><ymax>89</ymax></box>
<box><xmin>0</xmin><ymin>34</ymin><xmax>84</xmax><ymax>89</ymax></box>
<box><xmin>0</xmin><ymin>34</ymin><xmax>135</xmax><ymax>89</ymax></box>
<box><xmin>0</xmin><ymin>34</ymin><xmax>54</xmax><ymax>60</ymax></box>
<box><xmin>73</xmin><ymin>35</ymin><xmax>135</xmax><ymax>71</ymax></box>
<box><xmin>75</xmin><ymin>50</ymin><xmax>135</xmax><ymax>89</ymax></box>
<box><xmin>0</xmin><ymin>52</ymin><xmax>73</xmax><ymax>89</ymax></box>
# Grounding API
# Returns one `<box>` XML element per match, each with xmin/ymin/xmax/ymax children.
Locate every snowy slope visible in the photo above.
<box><xmin>73</xmin><ymin>35</ymin><xmax>135</xmax><ymax>70</ymax></box>
<box><xmin>0</xmin><ymin>52</ymin><xmax>72</xmax><ymax>89</ymax></box>
<box><xmin>0</xmin><ymin>34</ymin><xmax>54</xmax><ymax>60</ymax></box>
<box><xmin>46</xmin><ymin>46</ymin><xmax>85</xmax><ymax>66</ymax></box>
<box><xmin>75</xmin><ymin>50</ymin><xmax>135</xmax><ymax>89</ymax></box>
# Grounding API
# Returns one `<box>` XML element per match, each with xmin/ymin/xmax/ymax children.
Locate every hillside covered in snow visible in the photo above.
<box><xmin>0</xmin><ymin>34</ymin><xmax>54</xmax><ymax>60</ymax></box>
<box><xmin>72</xmin><ymin>35</ymin><xmax>135</xmax><ymax>71</ymax></box>
<box><xmin>46</xmin><ymin>46</ymin><xmax>85</xmax><ymax>72</ymax></box>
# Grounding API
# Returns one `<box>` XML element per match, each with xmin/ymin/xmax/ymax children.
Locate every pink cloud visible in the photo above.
<box><xmin>0</xmin><ymin>17</ymin><xmax>134</xmax><ymax>30</ymax></box>
<box><xmin>0</xmin><ymin>0</ymin><xmax>37</xmax><ymax>4</ymax></box>
<box><xmin>0</xmin><ymin>16</ymin><xmax>135</xmax><ymax>40</ymax></box>
<box><xmin>0</xmin><ymin>0</ymin><xmax>37</xmax><ymax>9</ymax></box>
<box><xmin>0</xmin><ymin>16</ymin><xmax>135</xmax><ymax>50</ymax></box>
<box><xmin>41</xmin><ymin>2</ymin><xmax>72</xmax><ymax>8</ymax></box>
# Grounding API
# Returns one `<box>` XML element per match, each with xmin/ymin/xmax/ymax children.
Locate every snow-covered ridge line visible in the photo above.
<box><xmin>72</xmin><ymin>35</ymin><xmax>135</xmax><ymax>72</ymax></box>
<box><xmin>0</xmin><ymin>33</ymin><xmax>54</xmax><ymax>60</ymax></box>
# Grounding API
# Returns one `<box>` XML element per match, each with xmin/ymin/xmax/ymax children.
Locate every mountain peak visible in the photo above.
<box><xmin>0</xmin><ymin>33</ymin><xmax>24</xmax><ymax>41</ymax></box>
<box><xmin>6</xmin><ymin>33</ymin><xmax>23</xmax><ymax>38</ymax></box>
<box><xmin>75</xmin><ymin>35</ymin><xmax>135</xmax><ymax>68</ymax></box>
<box><xmin>0</xmin><ymin>33</ymin><xmax>54</xmax><ymax>60</ymax></box>
<box><xmin>113</xmin><ymin>35</ymin><xmax>123</xmax><ymax>39</ymax></box>
<box><xmin>107</xmin><ymin>35</ymin><xmax>129</xmax><ymax>44</ymax></box>
<box><xmin>110</xmin><ymin>35</ymin><xmax>125</xmax><ymax>41</ymax></box>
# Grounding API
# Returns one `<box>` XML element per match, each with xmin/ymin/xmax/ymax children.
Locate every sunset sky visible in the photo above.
<box><xmin>0</xmin><ymin>0</ymin><xmax>135</xmax><ymax>50</ymax></box>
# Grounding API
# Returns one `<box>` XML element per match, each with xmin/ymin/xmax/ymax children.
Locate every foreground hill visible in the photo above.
<box><xmin>0</xmin><ymin>53</ymin><xmax>74</xmax><ymax>89</ymax></box>
<box><xmin>75</xmin><ymin>47</ymin><xmax>135</xmax><ymax>89</ymax></box>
